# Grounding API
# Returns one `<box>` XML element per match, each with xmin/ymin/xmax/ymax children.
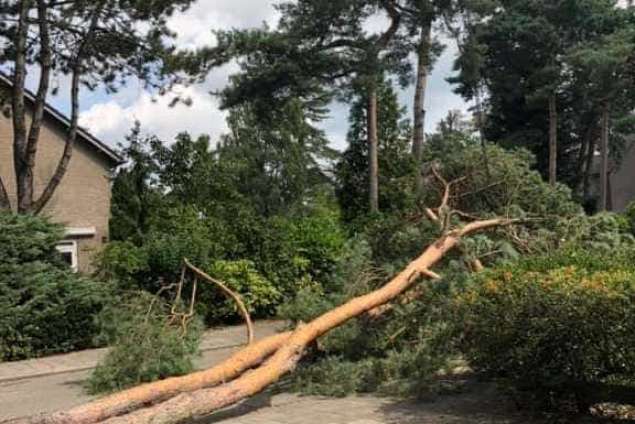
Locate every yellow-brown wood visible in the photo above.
<box><xmin>98</xmin><ymin>218</ymin><xmax>512</xmax><ymax>424</ymax></box>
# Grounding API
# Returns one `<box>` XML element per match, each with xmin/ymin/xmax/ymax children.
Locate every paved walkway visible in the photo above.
<box><xmin>0</xmin><ymin>321</ymin><xmax>283</xmax><ymax>421</ymax></box>
<box><xmin>0</xmin><ymin>321</ymin><xmax>613</xmax><ymax>424</ymax></box>
<box><xmin>0</xmin><ymin>321</ymin><xmax>282</xmax><ymax>383</ymax></box>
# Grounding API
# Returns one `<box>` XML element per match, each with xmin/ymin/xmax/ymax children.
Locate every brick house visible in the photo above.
<box><xmin>0</xmin><ymin>75</ymin><xmax>123</xmax><ymax>273</ymax></box>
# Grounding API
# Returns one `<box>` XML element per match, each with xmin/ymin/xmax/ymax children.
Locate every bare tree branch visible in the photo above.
<box><xmin>183</xmin><ymin>258</ymin><xmax>255</xmax><ymax>345</ymax></box>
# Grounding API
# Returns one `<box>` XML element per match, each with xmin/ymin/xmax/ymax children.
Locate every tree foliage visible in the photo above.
<box><xmin>88</xmin><ymin>292</ymin><xmax>203</xmax><ymax>394</ymax></box>
<box><xmin>0</xmin><ymin>0</ymin><xmax>194</xmax><ymax>213</ymax></box>
<box><xmin>450</xmin><ymin>0</ymin><xmax>635</xmax><ymax>200</ymax></box>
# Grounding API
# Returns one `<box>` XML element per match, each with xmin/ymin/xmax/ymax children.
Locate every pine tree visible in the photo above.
<box><xmin>337</xmin><ymin>79</ymin><xmax>416</xmax><ymax>221</ymax></box>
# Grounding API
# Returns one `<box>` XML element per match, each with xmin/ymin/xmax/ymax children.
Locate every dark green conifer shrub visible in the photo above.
<box><xmin>0</xmin><ymin>212</ymin><xmax>113</xmax><ymax>361</ymax></box>
<box><xmin>88</xmin><ymin>292</ymin><xmax>202</xmax><ymax>394</ymax></box>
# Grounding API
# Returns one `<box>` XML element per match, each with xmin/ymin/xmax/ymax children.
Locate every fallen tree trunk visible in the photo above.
<box><xmin>19</xmin><ymin>273</ymin><xmax>443</xmax><ymax>424</ymax></box>
<box><xmin>20</xmin><ymin>332</ymin><xmax>290</xmax><ymax>424</ymax></box>
<box><xmin>97</xmin><ymin>218</ymin><xmax>513</xmax><ymax>424</ymax></box>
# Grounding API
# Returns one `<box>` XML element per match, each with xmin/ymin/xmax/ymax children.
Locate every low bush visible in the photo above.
<box><xmin>88</xmin><ymin>292</ymin><xmax>203</xmax><ymax>394</ymax></box>
<box><xmin>95</xmin><ymin>240</ymin><xmax>148</xmax><ymax>290</ymax></box>
<box><xmin>201</xmin><ymin>260</ymin><xmax>281</xmax><ymax>323</ymax></box>
<box><xmin>0</xmin><ymin>212</ymin><xmax>113</xmax><ymax>361</ymax></box>
<box><xmin>454</xmin><ymin>250</ymin><xmax>635</xmax><ymax>409</ymax></box>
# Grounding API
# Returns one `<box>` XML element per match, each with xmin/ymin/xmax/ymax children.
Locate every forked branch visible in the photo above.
<box><xmin>183</xmin><ymin>258</ymin><xmax>254</xmax><ymax>345</ymax></box>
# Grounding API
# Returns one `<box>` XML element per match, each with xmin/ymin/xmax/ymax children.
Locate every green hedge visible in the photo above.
<box><xmin>454</xmin><ymin>250</ymin><xmax>635</xmax><ymax>409</ymax></box>
<box><xmin>0</xmin><ymin>212</ymin><xmax>113</xmax><ymax>361</ymax></box>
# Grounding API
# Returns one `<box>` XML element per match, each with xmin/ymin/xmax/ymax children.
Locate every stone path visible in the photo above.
<box><xmin>194</xmin><ymin>383</ymin><xmax>544</xmax><ymax>424</ymax></box>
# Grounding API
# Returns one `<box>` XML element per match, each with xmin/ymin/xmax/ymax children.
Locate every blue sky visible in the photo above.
<box><xmin>39</xmin><ymin>0</ymin><xmax>469</xmax><ymax>151</ymax></box>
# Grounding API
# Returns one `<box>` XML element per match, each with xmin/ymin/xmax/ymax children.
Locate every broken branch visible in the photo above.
<box><xmin>184</xmin><ymin>258</ymin><xmax>255</xmax><ymax>345</ymax></box>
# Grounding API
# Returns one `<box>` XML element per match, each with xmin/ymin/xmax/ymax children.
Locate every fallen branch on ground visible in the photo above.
<box><xmin>101</xmin><ymin>219</ymin><xmax>515</xmax><ymax>424</ymax></box>
<box><xmin>14</xmin><ymin>170</ymin><xmax>518</xmax><ymax>424</ymax></box>
<box><xmin>183</xmin><ymin>258</ymin><xmax>255</xmax><ymax>345</ymax></box>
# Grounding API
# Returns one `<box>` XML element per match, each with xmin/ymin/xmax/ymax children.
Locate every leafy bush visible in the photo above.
<box><xmin>201</xmin><ymin>260</ymin><xmax>281</xmax><ymax>323</ymax></box>
<box><xmin>88</xmin><ymin>292</ymin><xmax>202</xmax><ymax>394</ymax></box>
<box><xmin>255</xmin><ymin>206</ymin><xmax>347</xmax><ymax>297</ymax></box>
<box><xmin>98</xmin><ymin>200</ymin><xmax>347</xmax><ymax>323</ymax></box>
<box><xmin>95</xmin><ymin>241</ymin><xmax>148</xmax><ymax>289</ymax></box>
<box><xmin>0</xmin><ymin>212</ymin><xmax>113</xmax><ymax>361</ymax></box>
<box><xmin>454</xmin><ymin>250</ymin><xmax>635</xmax><ymax>409</ymax></box>
<box><xmin>143</xmin><ymin>206</ymin><xmax>228</xmax><ymax>290</ymax></box>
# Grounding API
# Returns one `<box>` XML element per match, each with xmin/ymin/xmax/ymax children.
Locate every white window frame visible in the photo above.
<box><xmin>56</xmin><ymin>241</ymin><xmax>78</xmax><ymax>273</ymax></box>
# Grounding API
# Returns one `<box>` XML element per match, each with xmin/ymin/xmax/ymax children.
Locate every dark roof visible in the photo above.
<box><xmin>0</xmin><ymin>73</ymin><xmax>124</xmax><ymax>165</ymax></box>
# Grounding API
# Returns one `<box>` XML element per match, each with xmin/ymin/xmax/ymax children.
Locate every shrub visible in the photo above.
<box><xmin>88</xmin><ymin>292</ymin><xmax>202</xmax><ymax>394</ymax></box>
<box><xmin>201</xmin><ymin>260</ymin><xmax>281</xmax><ymax>323</ymax></box>
<box><xmin>454</xmin><ymin>250</ymin><xmax>635</xmax><ymax>409</ymax></box>
<box><xmin>0</xmin><ymin>212</ymin><xmax>113</xmax><ymax>361</ymax></box>
<box><xmin>143</xmin><ymin>206</ymin><xmax>228</xmax><ymax>290</ymax></box>
<box><xmin>256</xmin><ymin>209</ymin><xmax>347</xmax><ymax>297</ymax></box>
<box><xmin>95</xmin><ymin>241</ymin><xmax>148</xmax><ymax>289</ymax></box>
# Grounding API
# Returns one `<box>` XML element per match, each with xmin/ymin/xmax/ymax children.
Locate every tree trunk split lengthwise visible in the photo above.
<box><xmin>13</xmin><ymin>208</ymin><xmax>513</xmax><ymax>424</ymax></box>
<box><xmin>16</xmin><ymin>217</ymin><xmax>513</xmax><ymax>424</ymax></box>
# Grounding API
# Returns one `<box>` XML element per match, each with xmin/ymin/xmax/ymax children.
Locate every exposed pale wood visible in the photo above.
<box><xmin>21</xmin><ymin>333</ymin><xmax>292</xmax><ymax>424</ymax></box>
<box><xmin>98</xmin><ymin>218</ymin><xmax>514</xmax><ymax>424</ymax></box>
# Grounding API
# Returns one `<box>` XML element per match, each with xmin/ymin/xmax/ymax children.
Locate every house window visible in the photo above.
<box><xmin>56</xmin><ymin>241</ymin><xmax>78</xmax><ymax>273</ymax></box>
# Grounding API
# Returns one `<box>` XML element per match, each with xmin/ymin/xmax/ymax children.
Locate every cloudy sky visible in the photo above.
<box><xmin>62</xmin><ymin>1</ymin><xmax>469</xmax><ymax>151</ymax></box>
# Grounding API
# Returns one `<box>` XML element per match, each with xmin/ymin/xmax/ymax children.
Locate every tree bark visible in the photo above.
<box><xmin>23</xmin><ymin>0</ymin><xmax>53</xmax><ymax>210</ymax></box>
<box><xmin>0</xmin><ymin>178</ymin><xmax>10</xmax><ymax>211</ymax></box>
<box><xmin>32</xmin><ymin>2</ymin><xmax>103</xmax><ymax>214</ymax></box>
<box><xmin>548</xmin><ymin>94</ymin><xmax>557</xmax><ymax>185</ymax></box>
<box><xmin>583</xmin><ymin>130</ymin><xmax>597</xmax><ymax>202</ymax></box>
<box><xmin>574</xmin><ymin>119</ymin><xmax>595</xmax><ymax>196</ymax></box>
<box><xmin>31</xmin><ymin>68</ymin><xmax>80</xmax><ymax>215</ymax></box>
<box><xmin>599</xmin><ymin>101</ymin><xmax>610</xmax><ymax>211</ymax></box>
<box><xmin>23</xmin><ymin>332</ymin><xmax>291</xmax><ymax>424</ymax></box>
<box><xmin>12</xmin><ymin>0</ymin><xmax>31</xmax><ymax>213</ymax></box>
<box><xmin>96</xmin><ymin>218</ymin><xmax>513</xmax><ymax>424</ymax></box>
<box><xmin>367</xmin><ymin>84</ymin><xmax>379</xmax><ymax>213</ymax></box>
<box><xmin>364</xmin><ymin>0</ymin><xmax>400</xmax><ymax>214</ymax></box>
<box><xmin>413</xmin><ymin>21</ymin><xmax>432</xmax><ymax>195</ymax></box>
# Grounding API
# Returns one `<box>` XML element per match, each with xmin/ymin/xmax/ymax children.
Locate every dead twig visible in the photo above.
<box><xmin>183</xmin><ymin>258</ymin><xmax>255</xmax><ymax>345</ymax></box>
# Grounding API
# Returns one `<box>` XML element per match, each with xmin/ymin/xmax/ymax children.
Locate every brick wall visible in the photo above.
<box><xmin>0</xmin><ymin>102</ymin><xmax>114</xmax><ymax>273</ymax></box>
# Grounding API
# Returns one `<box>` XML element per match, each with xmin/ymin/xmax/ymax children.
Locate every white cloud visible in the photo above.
<box><xmin>74</xmin><ymin>0</ymin><xmax>468</xmax><ymax>151</ymax></box>
<box><xmin>168</xmin><ymin>0</ymin><xmax>282</xmax><ymax>49</ymax></box>
<box><xmin>77</xmin><ymin>0</ymin><xmax>279</xmax><ymax>147</ymax></box>
<box><xmin>79</xmin><ymin>83</ymin><xmax>226</xmax><ymax>146</ymax></box>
